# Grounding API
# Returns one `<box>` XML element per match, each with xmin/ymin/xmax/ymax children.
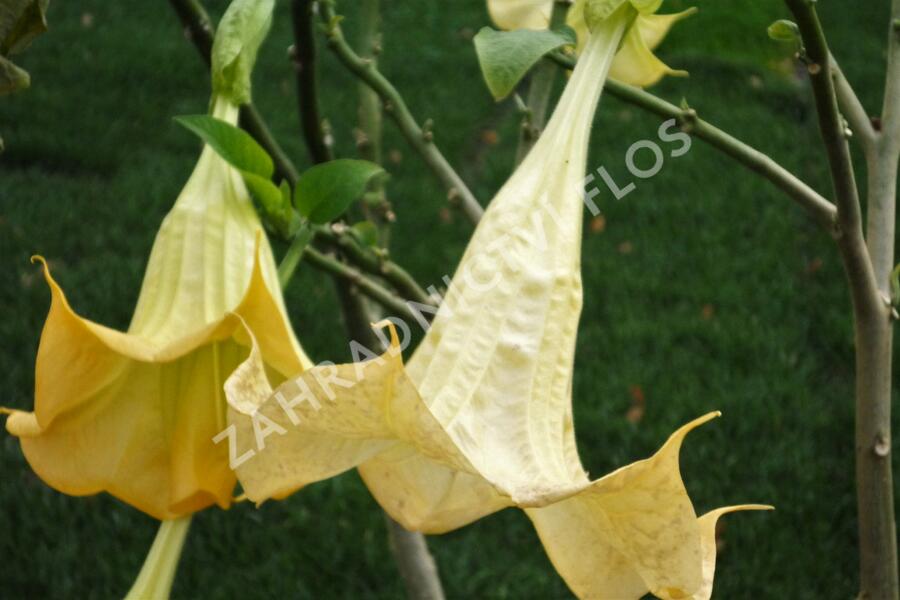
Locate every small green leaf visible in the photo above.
<box><xmin>473</xmin><ymin>26</ymin><xmax>577</xmax><ymax>101</ymax></box>
<box><xmin>212</xmin><ymin>0</ymin><xmax>274</xmax><ymax>104</ymax></box>
<box><xmin>0</xmin><ymin>0</ymin><xmax>49</xmax><ymax>96</ymax></box>
<box><xmin>350</xmin><ymin>221</ymin><xmax>379</xmax><ymax>247</ymax></box>
<box><xmin>242</xmin><ymin>171</ymin><xmax>282</xmax><ymax>214</ymax></box>
<box><xmin>174</xmin><ymin>114</ymin><xmax>273</xmax><ymax>178</ymax></box>
<box><xmin>1</xmin><ymin>0</ymin><xmax>49</xmax><ymax>55</ymax></box>
<box><xmin>242</xmin><ymin>172</ymin><xmax>295</xmax><ymax>238</ymax></box>
<box><xmin>767</xmin><ymin>19</ymin><xmax>800</xmax><ymax>43</ymax></box>
<box><xmin>0</xmin><ymin>53</ymin><xmax>28</xmax><ymax>94</ymax></box>
<box><xmin>294</xmin><ymin>159</ymin><xmax>385</xmax><ymax>224</ymax></box>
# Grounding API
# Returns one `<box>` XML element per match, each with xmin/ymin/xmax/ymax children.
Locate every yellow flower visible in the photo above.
<box><xmin>488</xmin><ymin>0</ymin><xmax>695</xmax><ymax>87</ymax></box>
<box><xmin>223</xmin><ymin>5</ymin><xmax>768</xmax><ymax>598</ymax></box>
<box><xmin>3</xmin><ymin>95</ymin><xmax>311</xmax><ymax>520</ymax></box>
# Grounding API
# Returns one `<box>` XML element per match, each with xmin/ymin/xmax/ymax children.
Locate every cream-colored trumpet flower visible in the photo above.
<box><xmin>489</xmin><ymin>0</ymin><xmax>695</xmax><ymax>87</ymax></box>
<box><xmin>223</xmin><ymin>2</ymin><xmax>768</xmax><ymax>598</ymax></box>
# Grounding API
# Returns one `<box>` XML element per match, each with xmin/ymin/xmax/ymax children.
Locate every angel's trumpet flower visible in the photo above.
<box><xmin>489</xmin><ymin>0</ymin><xmax>696</xmax><ymax>87</ymax></box>
<box><xmin>2</xmin><ymin>91</ymin><xmax>310</xmax><ymax>519</ymax></box>
<box><xmin>223</xmin><ymin>3</ymin><xmax>768</xmax><ymax>598</ymax></box>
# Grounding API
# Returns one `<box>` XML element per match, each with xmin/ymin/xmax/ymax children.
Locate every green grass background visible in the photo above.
<box><xmin>1</xmin><ymin>0</ymin><xmax>897</xmax><ymax>597</ymax></box>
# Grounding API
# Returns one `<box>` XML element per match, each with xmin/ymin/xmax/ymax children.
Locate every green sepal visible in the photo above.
<box><xmin>211</xmin><ymin>0</ymin><xmax>274</xmax><ymax>105</ymax></box>
<box><xmin>240</xmin><ymin>173</ymin><xmax>298</xmax><ymax>239</ymax></box>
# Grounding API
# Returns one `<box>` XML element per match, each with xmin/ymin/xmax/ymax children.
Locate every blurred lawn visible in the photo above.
<box><xmin>1</xmin><ymin>0</ymin><xmax>897</xmax><ymax>598</ymax></box>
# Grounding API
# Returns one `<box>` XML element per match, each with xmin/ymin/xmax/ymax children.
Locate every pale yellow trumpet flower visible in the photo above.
<box><xmin>223</xmin><ymin>3</ymin><xmax>767</xmax><ymax>597</ymax></box>
<box><xmin>3</xmin><ymin>94</ymin><xmax>311</xmax><ymax>521</ymax></box>
<box><xmin>489</xmin><ymin>0</ymin><xmax>695</xmax><ymax>87</ymax></box>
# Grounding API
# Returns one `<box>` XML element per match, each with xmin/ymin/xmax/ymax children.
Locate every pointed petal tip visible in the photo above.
<box><xmin>700</xmin><ymin>503</ymin><xmax>775</xmax><ymax>522</ymax></box>
<box><xmin>693</xmin><ymin>410</ymin><xmax>722</xmax><ymax>427</ymax></box>
<box><xmin>371</xmin><ymin>319</ymin><xmax>400</xmax><ymax>350</ymax></box>
<box><xmin>4</xmin><ymin>409</ymin><xmax>41</xmax><ymax>437</ymax></box>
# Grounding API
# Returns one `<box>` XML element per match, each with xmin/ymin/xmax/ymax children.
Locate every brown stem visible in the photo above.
<box><xmin>292</xmin><ymin>3</ymin><xmax>445</xmax><ymax>598</ymax></box>
<box><xmin>786</xmin><ymin>1</ymin><xmax>898</xmax><ymax>598</ymax></box>
<box><xmin>291</xmin><ymin>0</ymin><xmax>333</xmax><ymax>164</ymax></box>
<box><xmin>319</xmin><ymin>1</ymin><xmax>483</xmax><ymax>224</ymax></box>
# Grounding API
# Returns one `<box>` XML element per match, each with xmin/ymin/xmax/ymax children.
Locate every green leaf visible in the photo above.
<box><xmin>211</xmin><ymin>0</ymin><xmax>274</xmax><ymax>105</ymax></box>
<box><xmin>473</xmin><ymin>26</ymin><xmax>577</xmax><ymax>101</ymax></box>
<box><xmin>1</xmin><ymin>0</ymin><xmax>48</xmax><ymax>55</ymax></box>
<box><xmin>350</xmin><ymin>221</ymin><xmax>379</xmax><ymax>247</ymax></box>
<box><xmin>0</xmin><ymin>0</ymin><xmax>49</xmax><ymax>96</ymax></box>
<box><xmin>242</xmin><ymin>171</ymin><xmax>282</xmax><ymax>214</ymax></box>
<box><xmin>767</xmin><ymin>19</ymin><xmax>800</xmax><ymax>43</ymax></box>
<box><xmin>294</xmin><ymin>159</ymin><xmax>385</xmax><ymax>224</ymax></box>
<box><xmin>242</xmin><ymin>172</ymin><xmax>295</xmax><ymax>238</ymax></box>
<box><xmin>174</xmin><ymin>114</ymin><xmax>273</xmax><ymax>178</ymax></box>
<box><xmin>0</xmin><ymin>53</ymin><xmax>28</xmax><ymax>94</ymax></box>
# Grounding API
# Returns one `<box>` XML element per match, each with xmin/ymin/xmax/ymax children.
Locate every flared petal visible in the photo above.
<box><xmin>525</xmin><ymin>414</ymin><xmax>717</xmax><ymax>599</ymax></box>
<box><xmin>487</xmin><ymin>0</ymin><xmax>551</xmax><ymax>31</ymax></box>
<box><xmin>226</xmin><ymin>324</ymin><xmax>737</xmax><ymax>598</ymax></box>
<box><xmin>4</xmin><ymin>96</ymin><xmax>310</xmax><ymax>518</ymax></box>
<box><xmin>488</xmin><ymin>0</ymin><xmax>691</xmax><ymax>88</ymax></box>
<box><xmin>5</xmin><ymin>243</ymin><xmax>301</xmax><ymax>519</ymax></box>
<box><xmin>691</xmin><ymin>505</ymin><xmax>773</xmax><ymax>600</ymax></box>
<box><xmin>637</xmin><ymin>9</ymin><xmax>697</xmax><ymax>52</ymax></box>
<box><xmin>225</xmin><ymin>322</ymin><xmax>487</xmax><ymax>518</ymax></box>
<box><xmin>607</xmin><ymin>13</ymin><xmax>691</xmax><ymax>87</ymax></box>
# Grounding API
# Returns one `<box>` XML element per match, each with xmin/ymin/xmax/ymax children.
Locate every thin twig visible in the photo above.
<box><xmin>832</xmin><ymin>59</ymin><xmax>877</xmax><ymax>154</ymax></box>
<box><xmin>785</xmin><ymin>0</ymin><xmax>877</xmax><ymax>305</ymax></box>
<box><xmin>319</xmin><ymin>1</ymin><xmax>483</xmax><ymax>224</ymax></box>
<box><xmin>318</xmin><ymin>226</ymin><xmax>435</xmax><ymax>306</ymax></box>
<box><xmin>291</xmin><ymin>0</ymin><xmax>334</xmax><ymax>164</ymax></box>
<box><xmin>302</xmin><ymin>247</ymin><xmax>418</xmax><ymax>321</ymax></box>
<box><xmin>548</xmin><ymin>51</ymin><xmax>838</xmax><ymax>229</ymax></box>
